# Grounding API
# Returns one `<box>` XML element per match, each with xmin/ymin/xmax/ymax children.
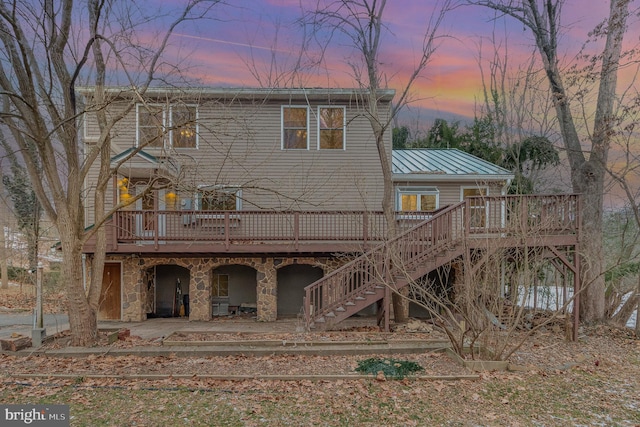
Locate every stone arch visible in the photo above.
<box><xmin>273</xmin><ymin>257</ymin><xmax>330</xmax><ymax>274</ymax></box>
<box><xmin>147</xmin><ymin>264</ymin><xmax>190</xmax><ymax>317</ymax></box>
<box><xmin>210</xmin><ymin>264</ymin><xmax>258</xmax><ymax>316</ymax></box>
<box><xmin>276</xmin><ymin>263</ymin><xmax>324</xmax><ymax>317</ymax></box>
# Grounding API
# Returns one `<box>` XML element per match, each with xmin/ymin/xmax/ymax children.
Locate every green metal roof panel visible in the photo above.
<box><xmin>392</xmin><ymin>148</ymin><xmax>513</xmax><ymax>177</ymax></box>
<box><xmin>110</xmin><ymin>147</ymin><xmax>158</xmax><ymax>164</ymax></box>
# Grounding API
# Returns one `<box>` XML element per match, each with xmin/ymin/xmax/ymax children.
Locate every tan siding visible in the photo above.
<box><xmin>158</xmin><ymin>98</ymin><xmax>387</xmax><ymax>212</ymax></box>
<box><xmin>393</xmin><ymin>180</ymin><xmax>509</xmax><ymax>210</ymax></box>
<box><xmin>83</xmin><ymin>90</ymin><xmax>392</xmax><ymax>228</ymax></box>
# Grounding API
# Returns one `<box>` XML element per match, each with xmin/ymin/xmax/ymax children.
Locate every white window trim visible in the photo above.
<box><xmin>82</xmin><ymin>112</ymin><xmax>94</xmax><ymax>141</ymax></box>
<box><xmin>460</xmin><ymin>186</ymin><xmax>489</xmax><ymax>201</ymax></box>
<box><xmin>461</xmin><ymin>186</ymin><xmax>490</xmax><ymax>229</ymax></box>
<box><xmin>136</xmin><ymin>103</ymin><xmax>165</xmax><ymax>148</ymax></box>
<box><xmin>136</xmin><ymin>103</ymin><xmax>199</xmax><ymax>149</ymax></box>
<box><xmin>281</xmin><ymin>106</ymin><xmax>309</xmax><ymax>150</ymax></box>
<box><xmin>396</xmin><ymin>186</ymin><xmax>440</xmax><ymax>211</ymax></box>
<box><xmin>194</xmin><ymin>185</ymin><xmax>242</xmax><ymax>211</ymax></box>
<box><xmin>317</xmin><ymin>106</ymin><xmax>346</xmax><ymax>150</ymax></box>
<box><xmin>169</xmin><ymin>104</ymin><xmax>199</xmax><ymax>149</ymax></box>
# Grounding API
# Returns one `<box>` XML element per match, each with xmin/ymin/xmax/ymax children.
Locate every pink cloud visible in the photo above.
<box><xmin>144</xmin><ymin>0</ymin><xmax>640</xmax><ymax>122</ymax></box>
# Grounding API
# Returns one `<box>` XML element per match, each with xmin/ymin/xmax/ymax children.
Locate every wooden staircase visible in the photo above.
<box><xmin>304</xmin><ymin>202</ymin><xmax>466</xmax><ymax>329</ymax></box>
<box><xmin>304</xmin><ymin>194</ymin><xmax>581</xmax><ymax>330</ymax></box>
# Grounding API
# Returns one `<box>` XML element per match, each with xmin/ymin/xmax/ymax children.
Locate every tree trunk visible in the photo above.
<box><xmin>59</xmin><ymin>219</ymin><xmax>97</xmax><ymax>346</ymax></box>
<box><xmin>0</xmin><ymin>220</ymin><xmax>8</xmax><ymax>290</ymax></box>
<box><xmin>610</xmin><ymin>289</ymin><xmax>638</xmax><ymax>327</ymax></box>
<box><xmin>636</xmin><ymin>277</ymin><xmax>640</xmax><ymax>338</ymax></box>
<box><xmin>472</xmin><ymin>0</ymin><xmax>630</xmax><ymax>323</ymax></box>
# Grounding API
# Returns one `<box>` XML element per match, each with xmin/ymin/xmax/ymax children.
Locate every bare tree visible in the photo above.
<box><xmin>604</xmin><ymin>95</ymin><xmax>640</xmax><ymax>333</ymax></box>
<box><xmin>0</xmin><ymin>0</ymin><xmax>219</xmax><ymax>345</ymax></box>
<box><xmin>305</xmin><ymin>0</ymin><xmax>455</xmax><ymax>322</ymax></box>
<box><xmin>469</xmin><ymin>0</ymin><xmax>633</xmax><ymax>322</ymax></box>
<box><xmin>0</xmin><ymin>174</ymin><xmax>9</xmax><ymax>290</ymax></box>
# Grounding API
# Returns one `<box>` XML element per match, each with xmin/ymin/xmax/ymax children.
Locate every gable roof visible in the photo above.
<box><xmin>111</xmin><ymin>147</ymin><xmax>178</xmax><ymax>178</ymax></box>
<box><xmin>392</xmin><ymin>149</ymin><xmax>514</xmax><ymax>182</ymax></box>
<box><xmin>110</xmin><ymin>147</ymin><xmax>158</xmax><ymax>165</ymax></box>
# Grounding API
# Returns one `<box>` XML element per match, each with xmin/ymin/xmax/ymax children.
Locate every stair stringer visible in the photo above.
<box><xmin>314</xmin><ymin>242</ymin><xmax>466</xmax><ymax>329</ymax></box>
<box><xmin>305</xmin><ymin>202</ymin><xmax>468</xmax><ymax>330</ymax></box>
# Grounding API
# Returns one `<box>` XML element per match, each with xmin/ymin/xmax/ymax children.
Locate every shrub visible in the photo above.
<box><xmin>355</xmin><ymin>357</ymin><xmax>424</xmax><ymax>379</ymax></box>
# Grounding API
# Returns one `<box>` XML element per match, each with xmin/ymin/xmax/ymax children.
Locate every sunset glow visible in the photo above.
<box><xmin>155</xmin><ymin>0</ymin><xmax>639</xmax><ymax>125</ymax></box>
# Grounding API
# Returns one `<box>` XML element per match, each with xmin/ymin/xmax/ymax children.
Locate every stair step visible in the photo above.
<box><xmin>374</xmin><ymin>285</ymin><xmax>385</xmax><ymax>289</ymax></box>
<box><xmin>325</xmin><ymin>311</ymin><xmax>336</xmax><ymax>318</ymax></box>
<box><xmin>364</xmin><ymin>291</ymin><xmax>376</xmax><ymax>295</ymax></box>
<box><xmin>315</xmin><ymin>317</ymin><xmax>325</xmax><ymax>323</ymax></box>
<box><xmin>335</xmin><ymin>306</ymin><xmax>346</xmax><ymax>312</ymax></box>
<box><xmin>355</xmin><ymin>296</ymin><xmax>366</xmax><ymax>301</ymax></box>
<box><xmin>345</xmin><ymin>301</ymin><xmax>355</xmax><ymax>306</ymax></box>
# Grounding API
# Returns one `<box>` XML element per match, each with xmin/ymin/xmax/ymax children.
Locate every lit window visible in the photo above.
<box><xmin>136</xmin><ymin>103</ymin><xmax>198</xmax><ymax>149</ymax></box>
<box><xmin>318</xmin><ymin>107</ymin><xmax>345</xmax><ymax>149</ymax></box>
<box><xmin>397</xmin><ymin>187</ymin><xmax>439</xmax><ymax>211</ymax></box>
<box><xmin>282</xmin><ymin>106</ymin><xmax>308</xmax><ymax>149</ymax></box>
<box><xmin>171</xmin><ymin>105</ymin><xmax>197</xmax><ymax>148</ymax></box>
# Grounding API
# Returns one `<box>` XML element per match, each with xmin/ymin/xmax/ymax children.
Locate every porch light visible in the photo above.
<box><xmin>165</xmin><ymin>191</ymin><xmax>177</xmax><ymax>209</ymax></box>
<box><xmin>118</xmin><ymin>177</ymin><xmax>129</xmax><ymax>190</ymax></box>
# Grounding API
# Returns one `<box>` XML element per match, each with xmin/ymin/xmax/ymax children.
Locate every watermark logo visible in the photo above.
<box><xmin>1</xmin><ymin>405</ymin><xmax>69</xmax><ymax>426</ymax></box>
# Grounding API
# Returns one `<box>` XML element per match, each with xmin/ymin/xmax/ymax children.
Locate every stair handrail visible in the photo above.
<box><xmin>304</xmin><ymin>201</ymin><xmax>467</xmax><ymax>327</ymax></box>
<box><xmin>303</xmin><ymin>194</ymin><xmax>581</xmax><ymax>328</ymax></box>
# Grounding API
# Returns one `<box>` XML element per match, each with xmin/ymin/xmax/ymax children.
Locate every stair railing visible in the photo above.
<box><xmin>304</xmin><ymin>201</ymin><xmax>466</xmax><ymax>327</ymax></box>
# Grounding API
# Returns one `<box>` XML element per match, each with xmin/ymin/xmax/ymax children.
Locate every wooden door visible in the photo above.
<box><xmin>99</xmin><ymin>262</ymin><xmax>122</xmax><ymax>320</ymax></box>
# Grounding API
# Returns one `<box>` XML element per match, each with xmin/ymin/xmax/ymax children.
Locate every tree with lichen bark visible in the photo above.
<box><xmin>468</xmin><ymin>0</ymin><xmax>633</xmax><ymax>322</ymax></box>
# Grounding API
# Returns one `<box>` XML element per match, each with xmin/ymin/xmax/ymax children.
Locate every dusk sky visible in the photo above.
<box><xmin>153</xmin><ymin>0</ymin><xmax>638</xmax><ymax>122</ymax></box>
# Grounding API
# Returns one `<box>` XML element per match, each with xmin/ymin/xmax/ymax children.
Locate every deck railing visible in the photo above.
<box><xmin>304</xmin><ymin>194</ymin><xmax>580</xmax><ymax>328</ymax></box>
<box><xmin>112</xmin><ymin>209</ymin><xmax>442</xmax><ymax>245</ymax></box>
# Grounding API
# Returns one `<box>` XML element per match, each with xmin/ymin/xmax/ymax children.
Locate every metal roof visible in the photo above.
<box><xmin>392</xmin><ymin>149</ymin><xmax>514</xmax><ymax>182</ymax></box>
<box><xmin>75</xmin><ymin>87</ymin><xmax>396</xmax><ymax>102</ymax></box>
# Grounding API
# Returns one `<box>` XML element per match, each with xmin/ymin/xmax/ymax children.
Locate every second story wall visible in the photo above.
<box><xmin>81</xmin><ymin>88</ymin><xmax>394</xmax><ymax>226</ymax></box>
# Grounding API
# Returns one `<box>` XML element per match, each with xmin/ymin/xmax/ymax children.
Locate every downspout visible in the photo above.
<box><xmin>82</xmin><ymin>254</ymin><xmax>87</xmax><ymax>290</ymax></box>
<box><xmin>500</xmin><ymin>178</ymin><xmax>511</xmax><ymax>297</ymax></box>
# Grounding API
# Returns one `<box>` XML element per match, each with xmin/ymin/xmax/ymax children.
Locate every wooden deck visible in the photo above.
<box><xmin>85</xmin><ymin>194</ymin><xmax>579</xmax><ymax>257</ymax></box>
<box><xmin>303</xmin><ymin>194</ymin><xmax>581</xmax><ymax>335</ymax></box>
<box><xmin>86</xmin><ymin>209</ymin><xmax>445</xmax><ymax>254</ymax></box>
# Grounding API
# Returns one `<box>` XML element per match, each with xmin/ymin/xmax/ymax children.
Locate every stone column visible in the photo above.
<box><xmin>122</xmin><ymin>257</ymin><xmax>145</xmax><ymax>322</ymax></box>
<box><xmin>256</xmin><ymin>258</ymin><xmax>277</xmax><ymax>321</ymax></box>
<box><xmin>189</xmin><ymin>260</ymin><xmax>211</xmax><ymax>321</ymax></box>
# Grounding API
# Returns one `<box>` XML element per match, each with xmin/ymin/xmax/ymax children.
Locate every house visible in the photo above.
<box><xmin>79</xmin><ymin>87</ymin><xmax>579</xmax><ymax>330</ymax></box>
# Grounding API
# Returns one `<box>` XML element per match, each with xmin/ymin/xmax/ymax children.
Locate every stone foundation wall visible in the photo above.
<box><xmin>106</xmin><ymin>255</ymin><xmax>343</xmax><ymax>323</ymax></box>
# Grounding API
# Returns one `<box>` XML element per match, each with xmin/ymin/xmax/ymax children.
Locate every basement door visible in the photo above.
<box><xmin>98</xmin><ymin>262</ymin><xmax>122</xmax><ymax>320</ymax></box>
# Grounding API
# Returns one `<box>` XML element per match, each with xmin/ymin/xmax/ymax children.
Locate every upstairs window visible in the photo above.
<box><xmin>137</xmin><ymin>105</ymin><xmax>164</xmax><ymax>148</ymax></box>
<box><xmin>318</xmin><ymin>107</ymin><xmax>345</xmax><ymax>149</ymax></box>
<box><xmin>137</xmin><ymin>103</ymin><xmax>198</xmax><ymax>149</ymax></box>
<box><xmin>171</xmin><ymin>105</ymin><xmax>198</xmax><ymax>148</ymax></box>
<box><xmin>282</xmin><ymin>106</ymin><xmax>308</xmax><ymax>149</ymax></box>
